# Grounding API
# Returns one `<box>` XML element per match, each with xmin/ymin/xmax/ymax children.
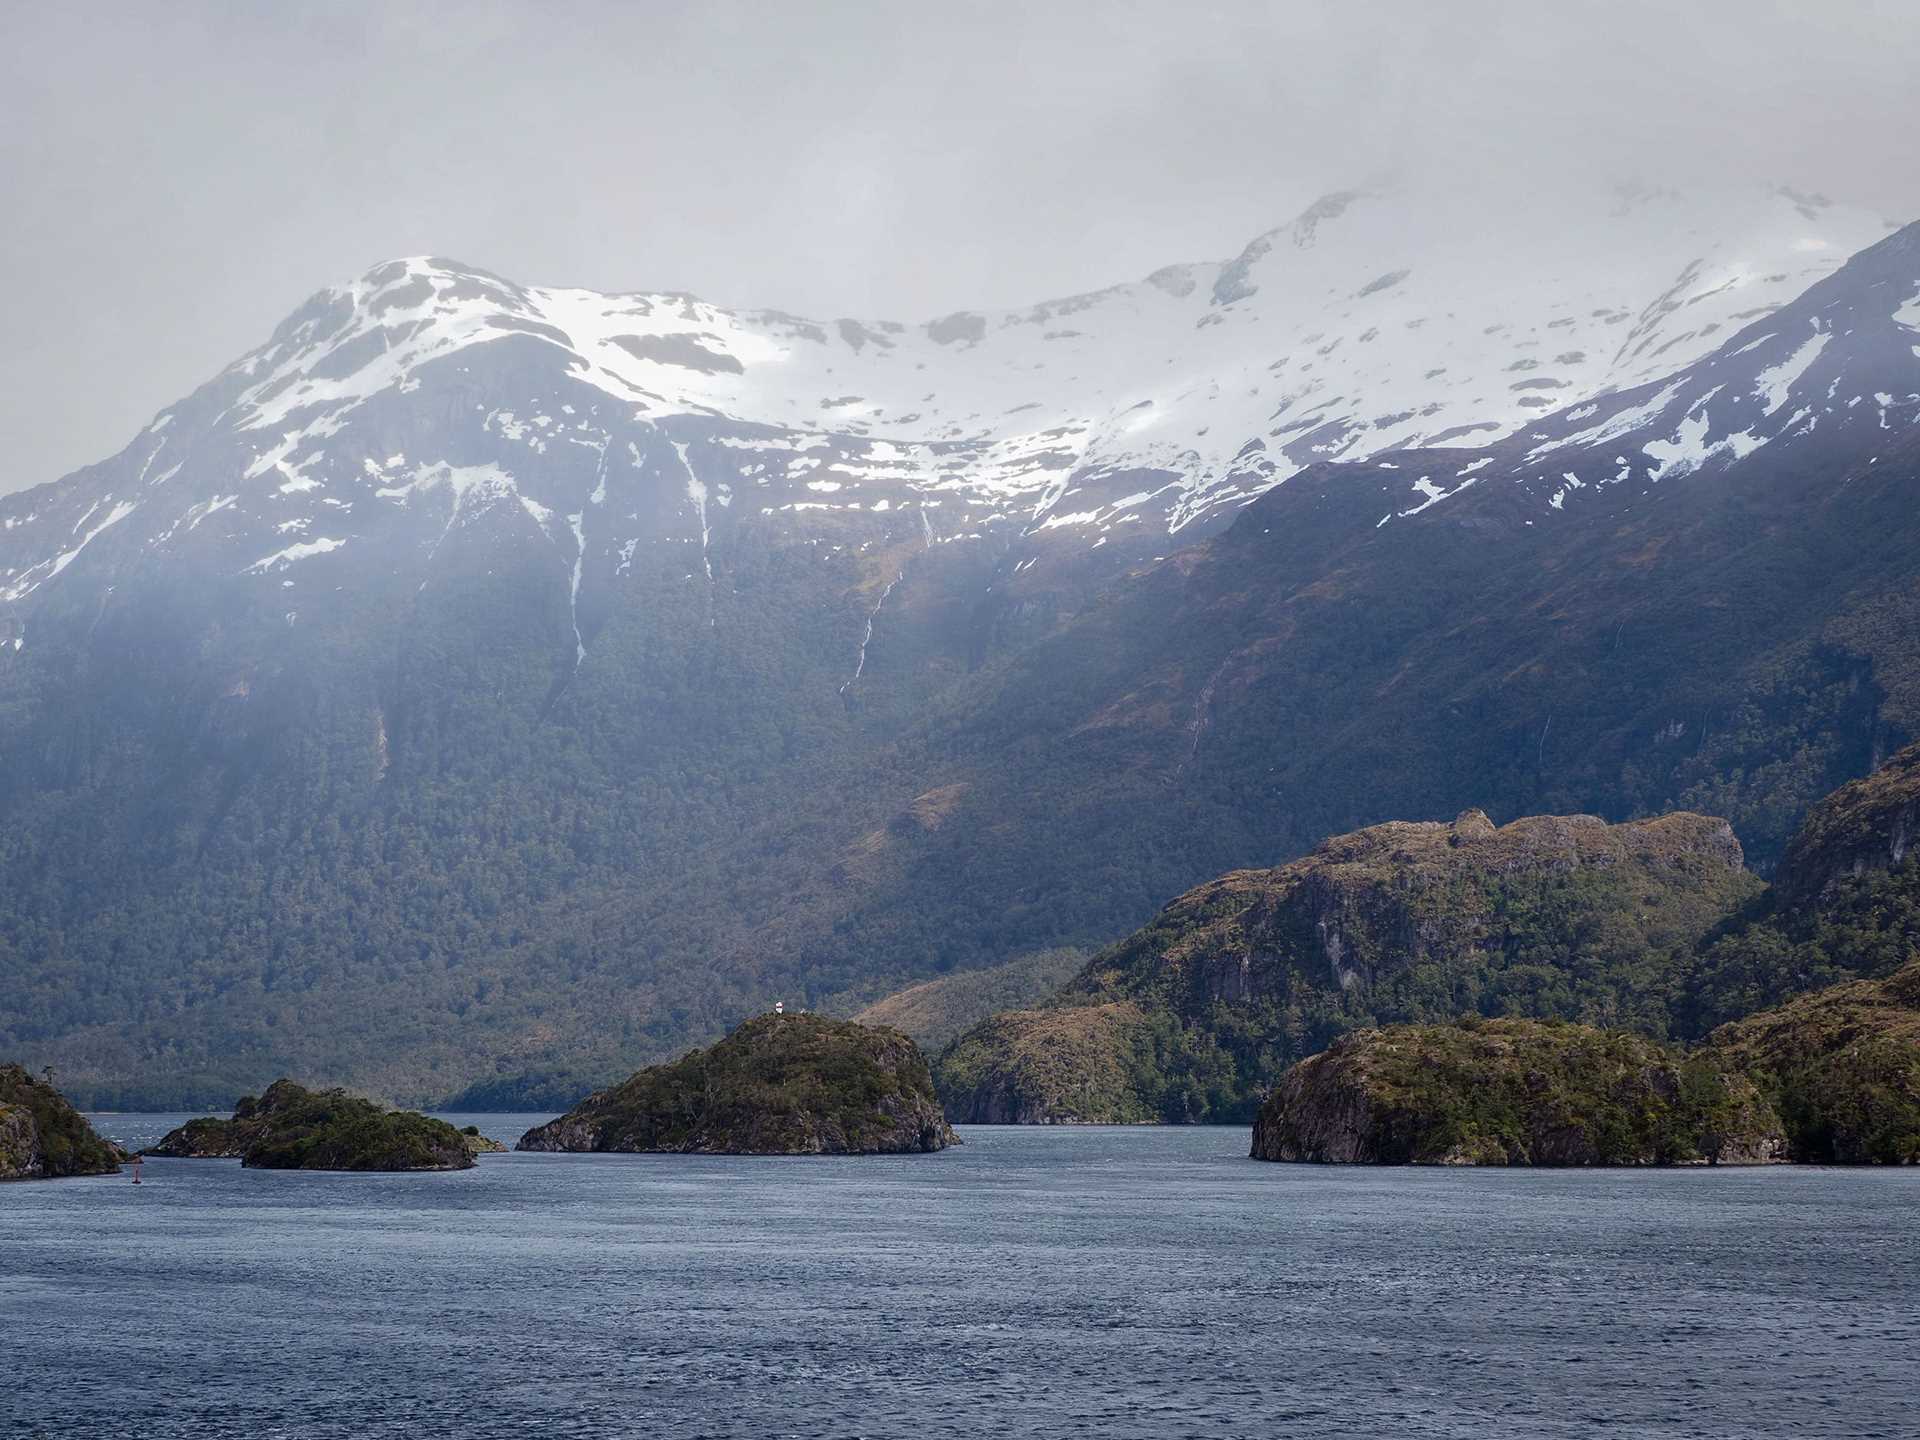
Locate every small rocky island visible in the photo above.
<box><xmin>1</xmin><ymin>1063</ymin><xmax>123</xmax><ymax>1181</ymax></box>
<box><xmin>518</xmin><ymin>1013</ymin><xmax>958</xmax><ymax>1155</ymax></box>
<box><xmin>147</xmin><ymin>1078</ymin><xmax>479</xmax><ymax>1171</ymax></box>
<box><xmin>459</xmin><ymin>1125</ymin><xmax>509</xmax><ymax>1155</ymax></box>
<box><xmin>1250</xmin><ymin>1021</ymin><xmax>1785</xmax><ymax>1166</ymax></box>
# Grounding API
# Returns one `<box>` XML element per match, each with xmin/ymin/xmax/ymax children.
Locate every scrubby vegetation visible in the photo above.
<box><xmin>852</xmin><ymin>948</ymin><xmax>1089</xmax><ymax>1054</ymax></box>
<box><xmin>1254</xmin><ymin>959</ymin><xmax>1920</xmax><ymax>1168</ymax></box>
<box><xmin>1251</xmin><ymin>1019</ymin><xmax>1784</xmax><ymax>1165</ymax></box>
<box><xmin>1685</xmin><ymin>741</ymin><xmax>1920</xmax><ymax>1033</ymax></box>
<box><xmin>936</xmin><ymin>1003</ymin><xmax>1157</xmax><ymax>1124</ymax></box>
<box><xmin>519</xmin><ymin>1013</ymin><xmax>955</xmax><ymax>1155</ymax></box>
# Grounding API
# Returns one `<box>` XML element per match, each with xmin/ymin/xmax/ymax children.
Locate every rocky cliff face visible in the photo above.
<box><xmin>1250</xmin><ymin>1021</ymin><xmax>1786</xmax><ymax>1166</ymax></box>
<box><xmin>147</xmin><ymin>1078</ymin><xmax>475</xmax><ymax>1170</ymax></box>
<box><xmin>939</xmin><ymin>809</ymin><xmax>1759</xmax><ymax>1124</ymax></box>
<box><xmin>1774</xmin><ymin>741</ymin><xmax>1920</xmax><ymax>911</ymax></box>
<box><xmin>518</xmin><ymin>1014</ymin><xmax>957</xmax><ymax>1155</ymax></box>
<box><xmin>0</xmin><ymin>1063</ymin><xmax>122</xmax><ymax>1180</ymax></box>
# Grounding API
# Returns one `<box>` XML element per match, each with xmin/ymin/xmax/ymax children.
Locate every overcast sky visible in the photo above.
<box><xmin>5</xmin><ymin>0</ymin><xmax>1919</xmax><ymax>492</ymax></box>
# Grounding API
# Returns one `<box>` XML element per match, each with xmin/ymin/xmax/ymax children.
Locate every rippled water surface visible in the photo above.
<box><xmin>3</xmin><ymin>1118</ymin><xmax>1916</xmax><ymax>1438</ymax></box>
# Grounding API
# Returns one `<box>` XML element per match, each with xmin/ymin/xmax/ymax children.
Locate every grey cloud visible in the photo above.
<box><xmin>4</xmin><ymin>0</ymin><xmax>1918</xmax><ymax>492</ymax></box>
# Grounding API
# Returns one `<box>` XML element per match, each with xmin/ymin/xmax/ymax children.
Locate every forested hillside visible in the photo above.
<box><xmin>941</xmin><ymin>739</ymin><xmax>1920</xmax><ymax>1125</ymax></box>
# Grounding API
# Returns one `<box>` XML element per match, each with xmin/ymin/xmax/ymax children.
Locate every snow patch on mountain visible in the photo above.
<box><xmin>1753</xmin><ymin>325</ymin><xmax>1832</xmax><ymax>414</ymax></box>
<box><xmin>1895</xmin><ymin>286</ymin><xmax>1920</xmax><ymax>333</ymax></box>
<box><xmin>1457</xmin><ymin>218</ymin><xmax>1920</xmax><ymax>516</ymax></box>
<box><xmin>243</xmin><ymin>536</ymin><xmax>346</xmax><ymax>573</ymax></box>
<box><xmin>2</xmin><ymin>499</ymin><xmax>137</xmax><ymax>601</ymax></box>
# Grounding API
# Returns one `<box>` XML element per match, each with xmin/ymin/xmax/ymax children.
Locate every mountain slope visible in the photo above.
<box><xmin>0</xmin><ymin>190</ymin><xmax>1915</xmax><ymax>1107</ymax></box>
<box><xmin>823</xmin><ymin>222</ymin><xmax>1920</xmax><ymax>1002</ymax></box>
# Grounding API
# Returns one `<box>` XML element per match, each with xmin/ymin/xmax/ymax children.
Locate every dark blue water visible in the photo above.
<box><xmin>2</xmin><ymin>1119</ymin><xmax>1915</xmax><ymax>1438</ymax></box>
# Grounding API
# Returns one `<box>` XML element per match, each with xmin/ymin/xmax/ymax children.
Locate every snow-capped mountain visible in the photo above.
<box><xmin>6</xmin><ymin>181</ymin><xmax>1920</xmax><ymax>1107</ymax></box>
<box><xmin>0</xmin><ymin>182</ymin><xmax>1896</xmax><ymax>655</ymax></box>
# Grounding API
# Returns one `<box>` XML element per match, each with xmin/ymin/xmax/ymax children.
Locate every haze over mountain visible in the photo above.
<box><xmin>11</xmin><ymin>1</ymin><xmax>1920</xmax><ymax>495</ymax></box>
<box><xmin>2</xmin><ymin>181</ymin><xmax>1917</xmax><ymax>1107</ymax></box>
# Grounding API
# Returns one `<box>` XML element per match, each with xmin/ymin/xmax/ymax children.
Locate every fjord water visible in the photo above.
<box><xmin>4</xmin><ymin>1122</ymin><xmax>1915</xmax><ymax>1439</ymax></box>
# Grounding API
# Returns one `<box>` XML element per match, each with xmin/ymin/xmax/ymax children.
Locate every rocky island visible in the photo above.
<box><xmin>1</xmin><ymin>1063</ymin><xmax>123</xmax><ymax>1181</ymax></box>
<box><xmin>147</xmin><ymin>1078</ymin><xmax>477</xmax><ymax>1171</ymax></box>
<box><xmin>518</xmin><ymin>1013</ymin><xmax>957</xmax><ymax>1155</ymax></box>
<box><xmin>1250</xmin><ymin>1021</ymin><xmax>1785</xmax><ymax>1166</ymax></box>
<box><xmin>459</xmin><ymin>1125</ymin><xmax>509</xmax><ymax>1155</ymax></box>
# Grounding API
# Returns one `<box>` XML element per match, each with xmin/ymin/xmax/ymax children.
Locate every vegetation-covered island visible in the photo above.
<box><xmin>1</xmin><ymin>1063</ymin><xmax>123</xmax><ymax>1181</ymax></box>
<box><xmin>518</xmin><ymin>1013</ymin><xmax>957</xmax><ymax>1155</ymax></box>
<box><xmin>1251</xmin><ymin>958</ymin><xmax>1920</xmax><ymax>1168</ymax></box>
<box><xmin>146</xmin><ymin>1078</ymin><xmax>480</xmax><ymax>1171</ymax></box>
